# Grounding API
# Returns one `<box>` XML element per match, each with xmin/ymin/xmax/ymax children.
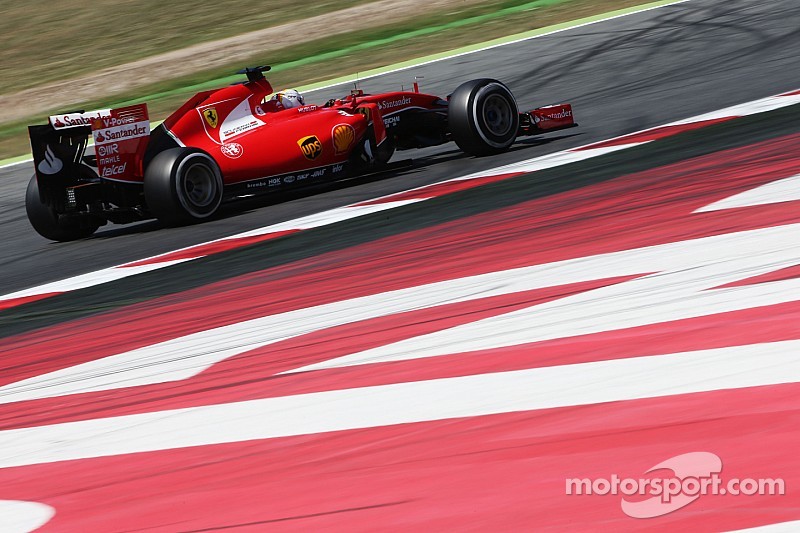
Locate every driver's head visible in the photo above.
<box><xmin>273</xmin><ymin>89</ymin><xmax>305</xmax><ymax>109</ymax></box>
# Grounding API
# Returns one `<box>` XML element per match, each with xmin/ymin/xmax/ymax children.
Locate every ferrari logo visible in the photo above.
<box><xmin>203</xmin><ymin>107</ymin><xmax>218</xmax><ymax>128</ymax></box>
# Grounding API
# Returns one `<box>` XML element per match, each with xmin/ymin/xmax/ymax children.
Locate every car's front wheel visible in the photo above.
<box><xmin>144</xmin><ymin>148</ymin><xmax>224</xmax><ymax>225</ymax></box>
<box><xmin>25</xmin><ymin>175</ymin><xmax>101</xmax><ymax>241</ymax></box>
<box><xmin>448</xmin><ymin>78</ymin><xmax>520</xmax><ymax>156</ymax></box>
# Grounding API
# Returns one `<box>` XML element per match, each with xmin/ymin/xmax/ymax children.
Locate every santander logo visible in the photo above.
<box><xmin>36</xmin><ymin>145</ymin><xmax>63</xmax><ymax>175</ymax></box>
<box><xmin>49</xmin><ymin>110</ymin><xmax>111</xmax><ymax>129</ymax></box>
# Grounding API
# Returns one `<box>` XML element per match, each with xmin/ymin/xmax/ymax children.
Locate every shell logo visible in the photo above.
<box><xmin>332</xmin><ymin>124</ymin><xmax>356</xmax><ymax>155</ymax></box>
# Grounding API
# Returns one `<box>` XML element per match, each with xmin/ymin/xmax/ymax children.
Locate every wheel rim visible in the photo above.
<box><xmin>181</xmin><ymin>161</ymin><xmax>217</xmax><ymax>208</ymax></box>
<box><xmin>482</xmin><ymin>93</ymin><xmax>514</xmax><ymax>138</ymax></box>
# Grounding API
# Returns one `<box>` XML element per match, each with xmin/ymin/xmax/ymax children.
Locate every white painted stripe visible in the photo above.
<box><xmin>227</xmin><ymin>200</ymin><xmax>421</xmax><ymax>239</ymax></box>
<box><xmin>453</xmin><ymin>145</ymin><xmax>634</xmax><ymax>180</ymax></box>
<box><xmin>0</xmin><ymin>259</ymin><xmax>190</xmax><ymax>301</ymax></box>
<box><xmin>696</xmin><ymin>173</ymin><xmax>800</xmax><ymax>212</ymax></box>
<box><xmin>0</xmin><ymin>500</ymin><xmax>54</xmax><ymax>533</ymax></box>
<box><xmin>0</xmin><ymin>158</ymin><xmax>33</xmax><ymax>171</ymax></box>
<box><xmin>0</xmin><ymin>201</ymin><xmax>420</xmax><ymax>303</ymax></box>
<box><xmin>118</xmin><ymin>200</ymin><xmax>421</xmax><ymax>263</ymax></box>
<box><xmin>2</xmin><ymin>222</ymin><xmax>798</xmax><ymax>404</ymax></box>
<box><xmin>669</xmin><ymin>93</ymin><xmax>800</xmax><ymax>126</ymax></box>
<box><xmin>289</xmin><ymin>222</ymin><xmax>800</xmax><ymax>373</ymax></box>
<box><xmin>0</xmin><ymin>339</ymin><xmax>798</xmax><ymax>469</ymax></box>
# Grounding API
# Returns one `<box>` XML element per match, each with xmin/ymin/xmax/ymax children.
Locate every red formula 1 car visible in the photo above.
<box><xmin>26</xmin><ymin>66</ymin><xmax>576</xmax><ymax>241</ymax></box>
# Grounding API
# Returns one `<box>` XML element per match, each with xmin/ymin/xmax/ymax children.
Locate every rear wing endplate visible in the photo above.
<box><xmin>30</xmin><ymin>104</ymin><xmax>150</xmax><ymax>186</ymax></box>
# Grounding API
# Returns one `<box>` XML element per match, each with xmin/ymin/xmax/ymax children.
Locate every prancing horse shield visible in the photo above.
<box><xmin>203</xmin><ymin>107</ymin><xmax>218</xmax><ymax>129</ymax></box>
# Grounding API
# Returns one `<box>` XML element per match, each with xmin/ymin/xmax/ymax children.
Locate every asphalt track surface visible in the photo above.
<box><xmin>1</xmin><ymin>0</ymin><xmax>799</xmax><ymax>296</ymax></box>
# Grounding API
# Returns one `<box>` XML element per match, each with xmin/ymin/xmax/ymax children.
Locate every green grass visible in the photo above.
<box><xmin>110</xmin><ymin>0</ymin><xmax>576</xmax><ymax>107</ymax></box>
<box><xmin>0</xmin><ymin>0</ymin><xmax>364</xmax><ymax>94</ymax></box>
<box><xmin>0</xmin><ymin>0</ymin><xmax>652</xmax><ymax>160</ymax></box>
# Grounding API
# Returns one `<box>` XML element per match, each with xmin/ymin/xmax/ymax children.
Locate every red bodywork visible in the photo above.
<box><xmin>82</xmin><ymin>77</ymin><xmax>573</xmax><ymax>191</ymax></box>
<box><xmin>30</xmin><ymin>73</ymin><xmax>575</xmax><ymax>229</ymax></box>
<box><xmin>141</xmin><ymin>78</ymin><xmax>445</xmax><ymax>189</ymax></box>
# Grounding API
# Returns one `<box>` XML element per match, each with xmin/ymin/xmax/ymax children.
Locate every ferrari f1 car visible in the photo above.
<box><xmin>27</xmin><ymin>66</ymin><xmax>576</xmax><ymax>241</ymax></box>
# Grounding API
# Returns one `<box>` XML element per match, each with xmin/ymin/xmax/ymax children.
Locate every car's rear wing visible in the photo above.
<box><xmin>29</xmin><ymin>104</ymin><xmax>150</xmax><ymax>190</ymax></box>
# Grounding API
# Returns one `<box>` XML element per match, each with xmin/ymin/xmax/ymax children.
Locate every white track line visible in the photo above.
<box><xmin>4</xmin><ymin>221</ymin><xmax>798</xmax><ymax>404</ymax></box>
<box><xmin>0</xmin><ymin>339</ymin><xmax>798</xmax><ymax>469</ymax></box>
<box><xmin>696</xmin><ymin>172</ymin><xmax>800</xmax><ymax>212</ymax></box>
<box><xmin>0</xmin><ymin>501</ymin><xmax>54</xmax><ymax>533</ymax></box>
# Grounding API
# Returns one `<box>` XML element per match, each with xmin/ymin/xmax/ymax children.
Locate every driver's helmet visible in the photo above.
<box><xmin>272</xmin><ymin>89</ymin><xmax>305</xmax><ymax>109</ymax></box>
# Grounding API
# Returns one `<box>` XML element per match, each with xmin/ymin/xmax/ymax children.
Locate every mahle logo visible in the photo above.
<box><xmin>298</xmin><ymin>135</ymin><xmax>323</xmax><ymax>160</ymax></box>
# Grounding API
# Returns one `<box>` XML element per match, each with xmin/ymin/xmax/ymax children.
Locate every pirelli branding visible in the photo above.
<box><xmin>298</xmin><ymin>135</ymin><xmax>323</xmax><ymax>160</ymax></box>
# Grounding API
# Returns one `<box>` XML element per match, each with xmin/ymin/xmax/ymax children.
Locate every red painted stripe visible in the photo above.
<box><xmin>0</xmin><ymin>275</ymin><xmax>646</xmax><ymax>428</ymax></box>
<box><xmin>2</xmin><ymin>134</ymin><xmax>798</xmax><ymax>397</ymax></box>
<box><xmin>122</xmin><ymin>230</ymin><xmax>301</xmax><ymax>268</ymax></box>
<box><xmin>781</xmin><ymin>89</ymin><xmax>800</xmax><ymax>96</ymax></box>
<box><xmin>3</xmin><ymin>383</ymin><xmax>798</xmax><ymax>531</ymax></box>
<box><xmin>355</xmin><ymin>173</ymin><xmax>525</xmax><ymax>206</ymax></box>
<box><xmin>0</xmin><ymin>293</ymin><xmax>62</xmax><ymax>312</ymax></box>
<box><xmin>2</xmin><ymin>295</ymin><xmax>797</xmax><ymax>431</ymax></box>
<box><xmin>575</xmin><ymin>118</ymin><xmax>735</xmax><ymax>150</ymax></box>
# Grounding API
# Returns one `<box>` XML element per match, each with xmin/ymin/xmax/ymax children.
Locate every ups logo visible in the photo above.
<box><xmin>298</xmin><ymin>135</ymin><xmax>323</xmax><ymax>160</ymax></box>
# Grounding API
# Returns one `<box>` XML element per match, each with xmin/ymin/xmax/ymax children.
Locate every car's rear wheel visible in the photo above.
<box><xmin>144</xmin><ymin>148</ymin><xmax>223</xmax><ymax>225</ymax></box>
<box><xmin>448</xmin><ymin>78</ymin><xmax>519</xmax><ymax>156</ymax></box>
<box><xmin>25</xmin><ymin>175</ymin><xmax>101</xmax><ymax>241</ymax></box>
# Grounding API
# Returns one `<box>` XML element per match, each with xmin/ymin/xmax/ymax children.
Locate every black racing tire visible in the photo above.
<box><xmin>25</xmin><ymin>175</ymin><xmax>100</xmax><ymax>242</ymax></box>
<box><xmin>144</xmin><ymin>148</ymin><xmax>224</xmax><ymax>225</ymax></box>
<box><xmin>448</xmin><ymin>78</ymin><xmax>520</xmax><ymax>156</ymax></box>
